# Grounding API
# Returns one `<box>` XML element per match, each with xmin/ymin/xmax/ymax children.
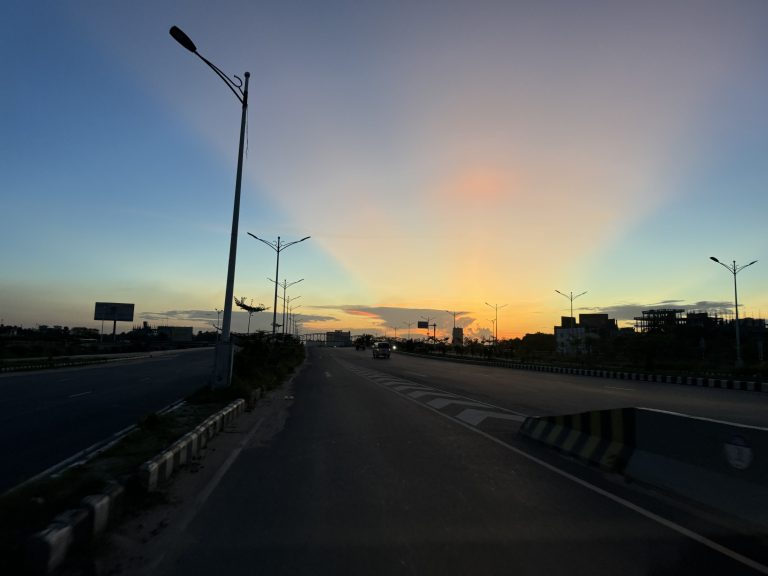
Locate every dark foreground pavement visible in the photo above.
<box><xmin>135</xmin><ymin>346</ymin><xmax>767</xmax><ymax>576</ymax></box>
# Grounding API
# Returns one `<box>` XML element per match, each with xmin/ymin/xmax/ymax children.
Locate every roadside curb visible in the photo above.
<box><xmin>399</xmin><ymin>351</ymin><xmax>767</xmax><ymax>394</ymax></box>
<box><xmin>25</xmin><ymin>399</ymin><xmax>245</xmax><ymax>575</ymax></box>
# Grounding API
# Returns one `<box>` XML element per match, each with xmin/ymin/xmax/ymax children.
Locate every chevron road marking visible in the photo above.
<box><xmin>394</xmin><ymin>385</ymin><xmax>436</xmax><ymax>393</ymax></box>
<box><xmin>456</xmin><ymin>408</ymin><xmax>526</xmax><ymax>426</ymax></box>
<box><xmin>408</xmin><ymin>390</ymin><xmax>458</xmax><ymax>399</ymax></box>
<box><xmin>427</xmin><ymin>398</ymin><xmax>491</xmax><ymax>410</ymax></box>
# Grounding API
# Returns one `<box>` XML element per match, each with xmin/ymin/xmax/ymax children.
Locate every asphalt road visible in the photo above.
<box><xmin>151</xmin><ymin>347</ymin><xmax>768</xmax><ymax>575</ymax></box>
<box><xmin>358</xmin><ymin>350</ymin><xmax>768</xmax><ymax>427</ymax></box>
<box><xmin>0</xmin><ymin>348</ymin><xmax>214</xmax><ymax>493</ymax></box>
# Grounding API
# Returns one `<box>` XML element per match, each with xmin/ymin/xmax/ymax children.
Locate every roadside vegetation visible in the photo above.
<box><xmin>0</xmin><ymin>334</ymin><xmax>304</xmax><ymax>572</ymax></box>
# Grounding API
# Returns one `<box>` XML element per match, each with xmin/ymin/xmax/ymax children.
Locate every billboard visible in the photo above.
<box><xmin>94</xmin><ymin>302</ymin><xmax>135</xmax><ymax>322</ymax></box>
<box><xmin>417</xmin><ymin>321</ymin><xmax>429</xmax><ymax>329</ymax></box>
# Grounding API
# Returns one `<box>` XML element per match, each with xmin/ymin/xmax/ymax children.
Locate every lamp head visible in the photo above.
<box><xmin>170</xmin><ymin>26</ymin><xmax>197</xmax><ymax>53</ymax></box>
<box><xmin>709</xmin><ymin>256</ymin><xmax>720</xmax><ymax>263</ymax></box>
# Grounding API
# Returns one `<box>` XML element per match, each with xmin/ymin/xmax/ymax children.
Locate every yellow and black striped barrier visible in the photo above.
<box><xmin>519</xmin><ymin>408</ymin><xmax>636</xmax><ymax>472</ymax></box>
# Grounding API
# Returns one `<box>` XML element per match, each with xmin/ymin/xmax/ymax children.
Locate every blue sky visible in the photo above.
<box><xmin>2</xmin><ymin>0</ymin><xmax>767</xmax><ymax>338</ymax></box>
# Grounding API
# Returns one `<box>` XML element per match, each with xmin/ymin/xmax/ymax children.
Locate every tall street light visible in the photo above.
<box><xmin>170</xmin><ymin>26</ymin><xmax>249</xmax><ymax>388</ymax></box>
<box><xmin>710</xmin><ymin>257</ymin><xmax>758</xmax><ymax>368</ymax></box>
<box><xmin>282</xmin><ymin>291</ymin><xmax>303</xmax><ymax>336</ymax></box>
<box><xmin>268</xmin><ymin>278</ymin><xmax>303</xmax><ymax>335</ymax></box>
<box><xmin>249</xmin><ymin>234</ymin><xmax>310</xmax><ymax>336</ymax></box>
<box><xmin>485</xmin><ymin>302</ymin><xmax>507</xmax><ymax>343</ymax></box>
<box><xmin>555</xmin><ymin>290</ymin><xmax>587</xmax><ymax>322</ymax></box>
<box><xmin>403</xmin><ymin>321</ymin><xmax>413</xmax><ymax>340</ymax></box>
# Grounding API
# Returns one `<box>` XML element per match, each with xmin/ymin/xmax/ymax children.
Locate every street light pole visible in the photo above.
<box><xmin>485</xmin><ymin>302</ymin><xmax>507</xmax><ymax>342</ymax></box>
<box><xmin>403</xmin><ymin>321</ymin><xmax>413</xmax><ymax>340</ymax></box>
<box><xmin>555</xmin><ymin>290</ymin><xmax>587</xmax><ymax>322</ymax></box>
<box><xmin>282</xmin><ymin>291</ymin><xmax>303</xmax><ymax>336</ymax></box>
<box><xmin>170</xmin><ymin>26</ymin><xmax>249</xmax><ymax>388</ymax></box>
<box><xmin>249</xmin><ymin>234</ymin><xmax>310</xmax><ymax>336</ymax></box>
<box><xmin>710</xmin><ymin>257</ymin><xmax>757</xmax><ymax>368</ymax></box>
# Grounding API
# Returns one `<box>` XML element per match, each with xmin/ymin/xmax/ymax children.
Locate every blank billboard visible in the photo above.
<box><xmin>417</xmin><ymin>321</ymin><xmax>429</xmax><ymax>329</ymax></box>
<box><xmin>94</xmin><ymin>302</ymin><xmax>135</xmax><ymax>322</ymax></box>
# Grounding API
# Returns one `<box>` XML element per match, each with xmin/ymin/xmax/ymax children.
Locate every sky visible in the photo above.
<box><xmin>2</xmin><ymin>0</ymin><xmax>767</xmax><ymax>340</ymax></box>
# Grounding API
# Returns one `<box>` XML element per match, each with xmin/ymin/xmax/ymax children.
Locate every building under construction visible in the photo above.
<box><xmin>634</xmin><ymin>309</ymin><xmax>685</xmax><ymax>333</ymax></box>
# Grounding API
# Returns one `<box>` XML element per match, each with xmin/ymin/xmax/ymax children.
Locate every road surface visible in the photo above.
<box><xmin>0</xmin><ymin>348</ymin><xmax>213</xmax><ymax>492</ymax></box>
<box><xmin>146</xmin><ymin>347</ymin><xmax>767</xmax><ymax>575</ymax></box>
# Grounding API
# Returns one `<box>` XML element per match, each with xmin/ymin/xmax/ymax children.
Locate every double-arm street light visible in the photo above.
<box><xmin>485</xmin><ymin>302</ymin><xmax>507</xmax><ymax>343</ymax></box>
<box><xmin>280</xmin><ymin>289</ymin><xmax>303</xmax><ymax>336</ymax></box>
<box><xmin>555</xmin><ymin>290</ymin><xmax>587</xmax><ymax>322</ymax></box>
<box><xmin>710</xmin><ymin>257</ymin><xmax>758</xmax><ymax>368</ymax></box>
<box><xmin>249</xmin><ymin>234</ymin><xmax>310</xmax><ymax>336</ymax></box>
<box><xmin>170</xmin><ymin>26</ymin><xmax>249</xmax><ymax>387</ymax></box>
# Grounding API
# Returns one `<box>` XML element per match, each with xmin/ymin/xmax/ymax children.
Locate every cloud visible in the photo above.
<box><xmin>140</xmin><ymin>309</ymin><xmax>223</xmax><ymax>322</ymax></box>
<box><xmin>307</xmin><ymin>304</ymin><xmax>476</xmax><ymax>334</ymax></box>
<box><xmin>291</xmin><ymin>314</ymin><xmax>339</xmax><ymax>323</ymax></box>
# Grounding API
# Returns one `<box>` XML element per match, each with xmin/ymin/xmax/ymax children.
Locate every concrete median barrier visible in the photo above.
<box><xmin>520</xmin><ymin>406</ymin><xmax>768</xmax><ymax>529</ymax></box>
<box><xmin>625</xmin><ymin>408</ymin><xmax>768</xmax><ymax>529</ymax></box>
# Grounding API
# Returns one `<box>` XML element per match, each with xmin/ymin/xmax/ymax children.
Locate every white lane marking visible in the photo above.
<box><xmin>604</xmin><ymin>386</ymin><xmax>635</xmax><ymax>391</ymax></box>
<box><xmin>408</xmin><ymin>390</ymin><xmax>458</xmax><ymax>399</ymax></box>
<box><xmin>68</xmin><ymin>391</ymin><xmax>92</xmax><ymax>399</ymax></box>
<box><xmin>324</xmin><ymin>371</ymin><xmax>332</xmax><ymax>378</ymax></box>
<box><xmin>394</xmin><ymin>385</ymin><xmax>435</xmax><ymax>393</ymax></box>
<box><xmin>427</xmin><ymin>398</ymin><xmax>492</xmax><ymax>410</ymax></box>
<box><xmin>456</xmin><ymin>408</ymin><xmax>526</xmax><ymax>426</ymax></box>
<box><xmin>379</xmin><ymin>382</ymin><xmax>768</xmax><ymax>574</ymax></box>
<box><xmin>407</xmin><ymin>371</ymin><xmax>428</xmax><ymax>377</ymax></box>
<box><xmin>58</xmin><ymin>377</ymin><xmax>73</xmax><ymax>382</ymax></box>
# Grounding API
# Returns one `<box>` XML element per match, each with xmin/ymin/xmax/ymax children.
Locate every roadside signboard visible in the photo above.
<box><xmin>94</xmin><ymin>302</ymin><xmax>135</xmax><ymax>322</ymax></box>
<box><xmin>417</xmin><ymin>321</ymin><xmax>429</xmax><ymax>329</ymax></box>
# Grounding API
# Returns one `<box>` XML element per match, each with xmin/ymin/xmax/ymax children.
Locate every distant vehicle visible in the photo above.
<box><xmin>372</xmin><ymin>341</ymin><xmax>391</xmax><ymax>359</ymax></box>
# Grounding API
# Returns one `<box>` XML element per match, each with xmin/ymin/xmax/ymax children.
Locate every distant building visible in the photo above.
<box><xmin>157</xmin><ymin>326</ymin><xmax>194</xmax><ymax>342</ymax></box>
<box><xmin>326</xmin><ymin>330</ymin><xmax>352</xmax><ymax>347</ymax></box>
<box><xmin>452</xmin><ymin>327</ymin><xmax>464</xmax><ymax>346</ymax></box>
<box><xmin>554</xmin><ymin>313</ymin><xmax>618</xmax><ymax>354</ymax></box>
<box><xmin>555</xmin><ymin>326</ymin><xmax>586</xmax><ymax>354</ymax></box>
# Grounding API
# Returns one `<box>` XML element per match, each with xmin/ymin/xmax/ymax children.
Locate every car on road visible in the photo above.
<box><xmin>372</xmin><ymin>341</ymin><xmax>391</xmax><ymax>359</ymax></box>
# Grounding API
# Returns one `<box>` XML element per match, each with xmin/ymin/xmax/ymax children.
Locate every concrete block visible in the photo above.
<box><xmin>27</xmin><ymin>522</ymin><xmax>72</xmax><ymax>575</ymax></box>
<box><xmin>82</xmin><ymin>494</ymin><xmax>110</xmax><ymax>536</ymax></box>
<box><xmin>140</xmin><ymin>461</ymin><xmax>159</xmax><ymax>491</ymax></box>
<box><xmin>53</xmin><ymin>508</ymin><xmax>90</xmax><ymax>547</ymax></box>
<box><xmin>158</xmin><ymin>450</ymin><xmax>175</xmax><ymax>482</ymax></box>
<box><xmin>173</xmin><ymin>440</ymin><xmax>188</xmax><ymax>467</ymax></box>
<box><xmin>102</xmin><ymin>483</ymin><xmax>125</xmax><ymax>521</ymax></box>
